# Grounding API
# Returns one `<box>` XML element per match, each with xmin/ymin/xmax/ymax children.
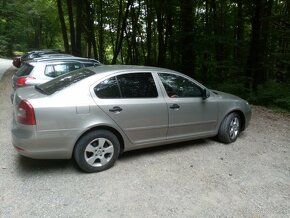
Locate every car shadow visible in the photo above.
<box><xmin>16</xmin><ymin>156</ymin><xmax>77</xmax><ymax>177</ymax></box>
<box><xmin>15</xmin><ymin>138</ymin><xmax>217</xmax><ymax>176</ymax></box>
<box><xmin>119</xmin><ymin>138</ymin><xmax>214</xmax><ymax>161</ymax></box>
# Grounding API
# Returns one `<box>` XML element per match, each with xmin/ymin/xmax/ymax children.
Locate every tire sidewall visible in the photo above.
<box><xmin>218</xmin><ymin>112</ymin><xmax>241</xmax><ymax>143</ymax></box>
<box><xmin>74</xmin><ymin>130</ymin><xmax>120</xmax><ymax>173</ymax></box>
<box><xmin>226</xmin><ymin>113</ymin><xmax>241</xmax><ymax>142</ymax></box>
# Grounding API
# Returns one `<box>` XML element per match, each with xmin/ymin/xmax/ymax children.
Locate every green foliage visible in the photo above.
<box><xmin>0</xmin><ymin>0</ymin><xmax>289</xmax><ymax>112</ymax></box>
<box><xmin>249</xmin><ymin>81</ymin><xmax>290</xmax><ymax>112</ymax></box>
<box><xmin>0</xmin><ymin>36</ymin><xmax>9</xmax><ymax>57</ymax></box>
<box><xmin>0</xmin><ymin>0</ymin><xmax>61</xmax><ymax>55</ymax></box>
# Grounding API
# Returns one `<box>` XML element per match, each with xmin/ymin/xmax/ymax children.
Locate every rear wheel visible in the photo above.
<box><xmin>74</xmin><ymin>130</ymin><xmax>120</xmax><ymax>173</ymax></box>
<box><xmin>218</xmin><ymin>112</ymin><xmax>241</xmax><ymax>144</ymax></box>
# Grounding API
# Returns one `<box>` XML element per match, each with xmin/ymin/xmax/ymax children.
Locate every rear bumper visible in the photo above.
<box><xmin>11</xmin><ymin>119</ymin><xmax>79</xmax><ymax>159</ymax></box>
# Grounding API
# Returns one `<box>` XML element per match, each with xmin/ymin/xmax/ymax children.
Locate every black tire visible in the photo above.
<box><xmin>218</xmin><ymin>112</ymin><xmax>241</xmax><ymax>144</ymax></box>
<box><xmin>74</xmin><ymin>130</ymin><xmax>120</xmax><ymax>173</ymax></box>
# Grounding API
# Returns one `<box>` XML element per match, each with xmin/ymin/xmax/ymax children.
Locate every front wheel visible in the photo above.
<box><xmin>74</xmin><ymin>130</ymin><xmax>120</xmax><ymax>173</ymax></box>
<box><xmin>218</xmin><ymin>112</ymin><xmax>241</xmax><ymax>144</ymax></box>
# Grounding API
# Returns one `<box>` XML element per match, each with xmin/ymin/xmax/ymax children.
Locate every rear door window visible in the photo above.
<box><xmin>117</xmin><ymin>73</ymin><xmax>158</xmax><ymax>98</ymax></box>
<box><xmin>94</xmin><ymin>73</ymin><xmax>158</xmax><ymax>99</ymax></box>
<box><xmin>94</xmin><ymin>77</ymin><xmax>121</xmax><ymax>99</ymax></box>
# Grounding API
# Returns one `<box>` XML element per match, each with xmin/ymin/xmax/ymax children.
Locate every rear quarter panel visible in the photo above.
<box><xmin>30</xmin><ymin>83</ymin><xmax>132</xmax><ymax>157</ymax></box>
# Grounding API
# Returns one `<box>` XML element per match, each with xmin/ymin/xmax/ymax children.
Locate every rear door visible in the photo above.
<box><xmin>93</xmin><ymin>72</ymin><xmax>168</xmax><ymax>146</ymax></box>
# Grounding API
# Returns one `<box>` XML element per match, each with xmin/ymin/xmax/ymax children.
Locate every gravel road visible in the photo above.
<box><xmin>0</xmin><ymin>58</ymin><xmax>13</xmax><ymax>80</ymax></box>
<box><xmin>0</xmin><ymin>65</ymin><xmax>289</xmax><ymax>218</ymax></box>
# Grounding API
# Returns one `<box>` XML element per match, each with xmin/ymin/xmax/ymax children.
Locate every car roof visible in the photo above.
<box><xmin>25</xmin><ymin>57</ymin><xmax>100</xmax><ymax>64</ymax></box>
<box><xmin>36</xmin><ymin>65</ymin><xmax>206</xmax><ymax>96</ymax></box>
<box><xmin>86</xmin><ymin>65</ymin><xmax>204</xmax><ymax>86</ymax></box>
<box><xmin>24</xmin><ymin>49</ymin><xmax>61</xmax><ymax>54</ymax></box>
<box><xmin>88</xmin><ymin>65</ymin><xmax>176</xmax><ymax>75</ymax></box>
<box><xmin>31</xmin><ymin>54</ymin><xmax>75</xmax><ymax>61</ymax></box>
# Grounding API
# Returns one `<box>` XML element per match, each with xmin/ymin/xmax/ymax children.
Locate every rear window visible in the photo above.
<box><xmin>16</xmin><ymin>64</ymin><xmax>34</xmax><ymax>76</ymax></box>
<box><xmin>35</xmin><ymin>68</ymin><xmax>95</xmax><ymax>95</ymax></box>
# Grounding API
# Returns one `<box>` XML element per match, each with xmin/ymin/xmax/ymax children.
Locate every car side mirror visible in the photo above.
<box><xmin>202</xmin><ymin>89</ymin><xmax>210</xmax><ymax>100</ymax></box>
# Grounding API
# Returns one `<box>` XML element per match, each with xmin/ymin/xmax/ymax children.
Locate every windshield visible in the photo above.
<box><xmin>35</xmin><ymin>68</ymin><xmax>95</xmax><ymax>95</ymax></box>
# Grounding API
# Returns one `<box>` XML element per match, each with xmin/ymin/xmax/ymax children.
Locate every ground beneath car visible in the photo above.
<box><xmin>0</xmin><ymin>66</ymin><xmax>289</xmax><ymax>217</ymax></box>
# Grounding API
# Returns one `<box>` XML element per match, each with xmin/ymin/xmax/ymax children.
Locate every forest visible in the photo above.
<box><xmin>0</xmin><ymin>0</ymin><xmax>289</xmax><ymax>111</ymax></box>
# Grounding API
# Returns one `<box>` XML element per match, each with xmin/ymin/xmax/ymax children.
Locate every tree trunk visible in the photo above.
<box><xmin>201</xmin><ymin>0</ymin><xmax>210</xmax><ymax>84</ymax></box>
<box><xmin>75</xmin><ymin>0</ymin><xmax>82</xmax><ymax>56</ymax></box>
<box><xmin>84</xmin><ymin>0</ymin><xmax>98</xmax><ymax>59</ymax></box>
<box><xmin>130</xmin><ymin>2</ymin><xmax>140</xmax><ymax>64</ymax></box>
<box><xmin>211</xmin><ymin>0</ymin><xmax>225</xmax><ymax>80</ymax></box>
<box><xmin>98</xmin><ymin>0</ymin><xmax>104</xmax><ymax>62</ymax></box>
<box><xmin>236</xmin><ymin>0</ymin><xmax>244</xmax><ymax>61</ymax></box>
<box><xmin>111</xmin><ymin>0</ymin><xmax>132</xmax><ymax>64</ymax></box>
<box><xmin>145</xmin><ymin>0</ymin><xmax>153</xmax><ymax>65</ymax></box>
<box><xmin>246</xmin><ymin>0</ymin><xmax>273</xmax><ymax>92</ymax></box>
<box><xmin>67</xmin><ymin>0</ymin><xmax>76</xmax><ymax>55</ymax></box>
<box><xmin>166</xmin><ymin>0</ymin><xmax>174</xmax><ymax>67</ymax></box>
<box><xmin>56</xmin><ymin>0</ymin><xmax>70</xmax><ymax>53</ymax></box>
<box><xmin>154</xmin><ymin>0</ymin><xmax>166</xmax><ymax>66</ymax></box>
<box><xmin>180</xmin><ymin>0</ymin><xmax>195</xmax><ymax>76</ymax></box>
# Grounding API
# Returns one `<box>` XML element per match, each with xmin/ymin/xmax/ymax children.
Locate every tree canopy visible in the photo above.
<box><xmin>0</xmin><ymin>0</ymin><xmax>289</xmax><ymax>111</ymax></box>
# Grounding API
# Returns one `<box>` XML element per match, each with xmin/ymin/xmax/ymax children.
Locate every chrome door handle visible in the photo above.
<box><xmin>109</xmin><ymin>106</ymin><xmax>123</xmax><ymax>112</ymax></box>
<box><xmin>170</xmin><ymin>104</ymin><xmax>180</xmax><ymax>109</ymax></box>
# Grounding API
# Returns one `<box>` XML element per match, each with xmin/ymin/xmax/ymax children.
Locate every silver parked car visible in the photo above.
<box><xmin>12</xmin><ymin>57</ymin><xmax>101</xmax><ymax>90</ymax></box>
<box><xmin>11</xmin><ymin>65</ymin><xmax>251</xmax><ymax>173</ymax></box>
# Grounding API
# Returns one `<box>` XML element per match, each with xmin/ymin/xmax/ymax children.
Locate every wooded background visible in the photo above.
<box><xmin>0</xmin><ymin>0</ymin><xmax>289</xmax><ymax>111</ymax></box>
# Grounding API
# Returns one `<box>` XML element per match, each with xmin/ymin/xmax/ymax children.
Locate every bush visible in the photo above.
<box><xmin>213</xmin><ymin>79</ymin><xmax>290</xmax><ymax>112</ymax></box>
<box><xmin>213</xmin><ymin>78</ymin><xmax>250</xmax><ymax>100</ymax></box>
<box><xmin>0</xmin><ymin>36</ymin><xmax>9</xmax><ymax>57</ymax></box>
<box><xmin>251</xmin><ymin>81</ymin><xmax>290</xmax><ymax>112</ymax></box>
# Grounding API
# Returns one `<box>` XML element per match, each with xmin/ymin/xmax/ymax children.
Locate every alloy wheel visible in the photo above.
<box><xmin>84</xmin><ymin>138</ymin><xmax>114</xmax><ymax>167</ymax></box>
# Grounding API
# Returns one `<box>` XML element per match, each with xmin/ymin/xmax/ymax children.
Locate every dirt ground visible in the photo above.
<box><xmin>0</xmin><ymin>66</ymin><xmax>289</xmax><ymax>218</ymax></box>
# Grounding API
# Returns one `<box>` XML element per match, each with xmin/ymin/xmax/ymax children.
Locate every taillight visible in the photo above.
<box><xmin>16</xmin><ymin>76</ymin><xmax>35</xmax><ymax>87</ymax></box>
<box><xmin>17</xmin><ymin>100</ymin><xmax>36</xmax><ymax>125</ymax></box>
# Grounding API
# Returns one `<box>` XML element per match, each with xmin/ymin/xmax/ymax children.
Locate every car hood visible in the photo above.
<box><xmin>211</xmin><ymin>90</ymin><xmax>242</xmax><ymax>101</ymax></box>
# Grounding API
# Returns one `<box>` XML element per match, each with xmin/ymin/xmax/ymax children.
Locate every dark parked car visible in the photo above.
<box><xmin>12</xmin><ymin>55</ymin><xmax>22</xmax><ymax>68</ymax></box>
<box><xmin>12</xmin><ymin>49</ymin><xmax>63</xmax><ymax>68</ymax></box>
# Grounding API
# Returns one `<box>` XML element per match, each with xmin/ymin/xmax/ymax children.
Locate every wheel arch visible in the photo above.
<box><xmin>73</xmin><ymin>125</ymin><xmax>125</xmax><ymax>155</ymax></box>
<box><xmin>224</xmin><ymin>109</ymin><xmax>246</xmax><ymax>131</ymax></box>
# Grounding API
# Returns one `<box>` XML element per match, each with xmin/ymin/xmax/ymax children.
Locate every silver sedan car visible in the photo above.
<box><xmin>11</xmin><ymin>65</ymin><xmax>251</xmax><ymax>173</ymax></box>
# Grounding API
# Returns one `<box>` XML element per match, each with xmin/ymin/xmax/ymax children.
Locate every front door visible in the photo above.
<box><xmin>158</xmin><ymin>73</ymin><xmax>218</xmax><ymax>141</ymax></box>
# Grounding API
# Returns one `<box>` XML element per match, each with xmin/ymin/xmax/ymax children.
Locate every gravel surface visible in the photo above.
<box><xmin>0</xmin><ymin>66</ymin><xmax>289</xmax><ymax>218</ymax></box>
<box><xmin>0</xmin><ymin>58</ymin><xmax>12</xmax><ymax>80</ymax></box>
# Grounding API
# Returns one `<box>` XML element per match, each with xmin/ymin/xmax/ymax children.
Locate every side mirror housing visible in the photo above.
<box><xmin>202</xmin><ymin>88</ymin><xmax>210</xmax><ymax>100</ymax></box>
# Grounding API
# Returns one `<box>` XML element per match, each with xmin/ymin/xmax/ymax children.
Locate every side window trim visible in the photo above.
<box><xmin>115</xmin><ymin>76</ymin><xmax>123</xmax><ymax>98</ymax></box>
